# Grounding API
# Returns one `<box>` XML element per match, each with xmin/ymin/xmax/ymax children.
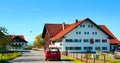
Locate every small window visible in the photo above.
<box><xmin>91</xmin><ymin>25</ymin><xmax>93</xmax><ymax>27</ymax></box>
<box><xmin>95</xmin><ymin>39</ymin><xmax>100</xmax><ymax>42</ymax></box>
<box><xmin>66</xmin><ymin>39</ymin><xmax>69</xmax><ymax>42</ymax></box>
<box><xmin>95</xmin><ymin>47</ymin><xmax>100</xmax><ymax>50</ymax></box>
<box><xmin>84</xmin><ymin>32</ymin><xmax>87</xmax><ymax>35</ymax></box>
<box><xmin>102</xmin><ymin>39</ymin><xmax>107</xmax><ymax>42</ymax></box>
<box><xmin>79</xmin><ymin>32</ymin><xmax>81</xmax><ymax>34</ymax></box>
<box><xmin>80</xmin><ymin>25</ymin><xmax>82</xmax><ymax>27</ymax></box>
<box><xmin>88</xmin><ymin>25</ymin><xmax>91</xmax><ymax>28</ymax></box>
<box><xmin>83</xmin><ymin>25</ymin><xmax>85</xmax><ymax>27</ymax></box>
<box><xmin>83</xmin><ymin>39</ymin><xmax>89</xmax><ymax>42</ymax></box>
<box><xmin>74</xmin><ymin>39</ymin><xmax>78</xmax><ymax>42</ymax></box>
<box><xmin>75</xmin><ymin>47</ymin><xmax>81</xmax><ymax>50</ymax></box>
<box><xmin>76</xmin><ymin>32</ymin><xmax>78</xmax><ymax>34</ymax></box>
<box><xmin>69</xmin><ymin>39</ymin><xmax>73</xmax><ymax>42</ymax></box>
<box><xmin>87</xmin><ymin>32</ymin><xmax>89</xmax><ymax>34</ymax></box>
<box><xmin>84</xmin><ymin>47</ymin><xmax>88</xmax><ymax>50</ymax></box>
<box><xmin>102</xmin><ymin>47</ymin><xmax>107</xmax><ymax>50</ymax></box>
<box><xmin>79</xmin><ymin>39</ymin><xmax>81</xmax><ymax>42</ymax></box>
<box><xmin>95</xmin><ymin>32</ymin><xmax>97</xmax><ymax>35</ymax></box>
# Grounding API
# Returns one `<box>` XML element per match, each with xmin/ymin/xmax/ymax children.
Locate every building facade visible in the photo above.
<box><xmin>42</xmin><ymin>18</ymin><xmax>120</xmax><ymax>52</ymax></box>
<box><xmin>9</xmin><ymin>35</ymin><xmax>28</xmax><ymax>51</ymax></box>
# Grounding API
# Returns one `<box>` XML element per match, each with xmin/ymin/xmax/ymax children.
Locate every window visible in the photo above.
<box><xmin>74</xmin><ymin>39</ymin><xmax>78</xmax><ymax>42</ymax></box>
<box><xmin>102</xmin><ymin>39</ymin><xmax>107</xmax><ymax>42</ymax></box>
<box><xmin>84</xmin><ymin>32</ymin><xmax>89</xmax><ymax>35</ymax></box>
<box><xmin>92</xmin><ymin>32</ymin><xmax>97</xmax><ymax>35</ymax></box>
<box><xmin>95</xmin><ymin>32</ymin><xmax>97</xmax><ymax>35</ymax></box>
<box><xmin>88</xmin><ymin>25</ymin><xmax>93</xmax><ymax>28</ymax></box>
<box><xmin>84</xmin><ymin>32</ymin><xmax>87</xmax><ymax>35</ymax></box>
<box><xmin>83</xmin><ymin>25</ymin><xmax>85</xmax><ymax>27</ymax></box>
<box><xmin>66</xmin><ymin>47</ymin><xmax>81</xmax><ymax>50</ymax></box>
<box><xmin>75</xmin><ymin>47</ymin><xmax>81</xmax><ymax>50</ymax></box>
<box><xmin>66</xmin><ymin>39</ymin><xmax>69</xmax><ymax>42</ymax></box>
<box><xmin>80</xmin><ymin>25</ymin><xmax>82</xmax><ymax>27</ymax></box>
<box><xmin>88</xmin><ymin>25</ymin><xmax>91</xmax><ymax>28</ymax></box>
<box><xmin>84</xmin><ymin>47</ymin><xmax>92</xmax><ymax>50</ymax></box>
<box><xmin>87</xmin><ymin>32</ymin><xmax>89</xmax><ymax>34</ymax></box>
<box><xmin>80</xmin><ymin>25</ymin><xmax>85</xmax><ymax>27</ymax></box>
<box><xmin>95</xmin><ymin>47</ymin><xmax>100</xmax><ymax>50</ymax></box>
<box><xmin>102</xmin><ymin>47</ymin><xmax>107</xmax><ymax>50</ymax></box>
<box><xmin>76</xmin><ymin>31</ymin><xmax>81</xmax><ymax>35</ymax></box>
<box><xmin>79</xmin><ymin>39</ymin><xmax>81</xmax><ymax>42</ymax></box>
<box><xmin>91</xmin><ymin>25</ymin><xmax>93</xmax><ymax>27</ymax></box>
<box><xmin>95</xmin><ymin>39</ymin><xmax>100</xmax><ymax>42</ymax></box>
<box><xmin>76</xmin><ymin>32</ymin><xmax>78</xmax><ymax>34</ymax></box>
<box><xmin>83</xmin><ymin>39</ymin><xmax>89</xmax><ymax>42</ymax></box>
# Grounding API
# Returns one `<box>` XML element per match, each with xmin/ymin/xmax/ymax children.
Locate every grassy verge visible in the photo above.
<box><xmin>0</xmin><ymin>52</ymin><xmax>22</xmax><ymax>63</ymax></box>
<box><xmin>62</xmin><ymin>55</ymin><xmax>84</xmax><ymax>63</ymax></box>
<box><xmin>95</xmin><ymin>54</ymin><xmax>120</xmax><ymax>63</ymax></box>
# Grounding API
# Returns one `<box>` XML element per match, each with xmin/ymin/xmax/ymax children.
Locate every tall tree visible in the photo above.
<box><xmin>0</xmin><ymin>27</ymin><xmax>12</xmax><ymax>52</ymax></box>
<box><xmin>33</xmin><ymin>34</ymin><xmax>43</xmax><ymax>48</ymax></box>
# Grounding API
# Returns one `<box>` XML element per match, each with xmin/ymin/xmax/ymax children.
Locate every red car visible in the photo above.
<box><xmin>45</xmin><ymin>47</ymin><xmax>61</xmax><ymax>61</ymax></box>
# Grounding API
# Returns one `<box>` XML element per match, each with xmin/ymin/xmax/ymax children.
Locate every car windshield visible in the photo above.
<box><xmin>48</xmin><ymin>48</ymin><xmax>59</xmax><ymax>52</ymax></box>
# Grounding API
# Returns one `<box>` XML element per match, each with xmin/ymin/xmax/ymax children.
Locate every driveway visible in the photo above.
<box><xmin>6</xmin><ymin>50</ymin><xmax>71</xmax><ymax>63</ymax></box>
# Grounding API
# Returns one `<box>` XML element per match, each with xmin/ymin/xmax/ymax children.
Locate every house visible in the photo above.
<box><xmin>9</xmin><ymin>35</ymin><xmax>28</xmax><ymax>51</ymax></box>
<box><xmin>42</xmin><ymin>18</ymin><xmax>120</xmax><ymax>52</ymax></box>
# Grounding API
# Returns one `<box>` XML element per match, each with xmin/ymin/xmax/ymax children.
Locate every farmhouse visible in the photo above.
<box><xmin>9</xmin><ymin>35</ymin><xmax>28</xmax><ymax>51</ymax></box>
<box><xmin>42</xmin><ymin>18</ymin><xmax>120</xmax><ymax>52</ymax></box>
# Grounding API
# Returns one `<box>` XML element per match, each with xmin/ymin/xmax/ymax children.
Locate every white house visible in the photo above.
<box><xmin>9</xmin><ymin>35</ymin><xmax>28</xmax><ymax>51</ymax></box>
<box><xmin>42</xmin><ymin>18</ymin><xmax>120</xmax><ymax>52</ymax></box>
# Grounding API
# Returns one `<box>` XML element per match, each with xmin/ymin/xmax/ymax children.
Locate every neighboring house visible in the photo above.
<box><xmin>42</xmin><ymin>18</ymin><xmax>120</xmax><ymax>53</ymax></box>
<box><xmin>9</xmin><ymin>35</ymin><xmax>28</xmax><ymax>51</ymax></box>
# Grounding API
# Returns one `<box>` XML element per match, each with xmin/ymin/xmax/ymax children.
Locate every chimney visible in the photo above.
<box><xmin>75</xmin><ymin>19</ymin><xmax>78</xmax><ymax>23</ymax></box>
<box><xmin>62</xmin><ymin>22</ymin><xmax>65</xmax><ymax>30</ymax></box>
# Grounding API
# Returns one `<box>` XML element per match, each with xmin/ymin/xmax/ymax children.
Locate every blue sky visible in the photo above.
<box><xmin>0</xmin><ymin>0</ymin><xmax>120</xmax><ymax>44</ymax></box>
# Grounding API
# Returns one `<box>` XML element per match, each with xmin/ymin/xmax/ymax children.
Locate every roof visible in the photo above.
<box><xmin>42</xmin><ymin>23</ymin><xmax>70</xmax><ymax>38</ymax></box>
<box><xmin>99</xmin><ymin>25</ymin><xmax>120</xmax><ymax>44</ymax></box>
<box><xmin>10</xmin><ymin>35</ymin><xmax>28</xmax><ymax>43</ymax></box>
<box><xmin>42</xmin><ymin>18</ymin><xmax>120</xmax><ymax>45</ymax></box>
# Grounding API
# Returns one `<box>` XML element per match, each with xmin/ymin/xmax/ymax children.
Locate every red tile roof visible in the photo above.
<box><xmin>50</xmin><ymin>20</ymin><xmax>84</xmax><ymax>40</ymax></box>
<box><xmin>10</xmin><ymin>35</ymin><xmax>27</xmax><ymax>42</ymax></box>
<box><xmin>45</xmin><ymin>24</ymin><xmax>70</xmax><ymax>37</ymax></box>
<box><xmin>43</xmin><ymin>18</ymin><xmax>120</xmax><ymax>45</ymax></box>
<box><xmin>99</xmin><ymin>25</ymin><xmax>120</xmax><ymax>44</ymax></box>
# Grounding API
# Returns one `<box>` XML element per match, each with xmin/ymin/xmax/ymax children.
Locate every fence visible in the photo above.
<box><xmin>63</xmin><ymin>52</ymin><xmax>113</xmax><ymax>63</ymax></box>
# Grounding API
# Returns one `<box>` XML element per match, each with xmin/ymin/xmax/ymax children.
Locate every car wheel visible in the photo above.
<box><xmin>45</xmin><ymin>58</ymin><xmax>47</xmax><ymax>61</ymax></box>
<box><xmin>58</xmin><ymin>58</ymin><xmax>61</xmax><ymax>61</ymax></box>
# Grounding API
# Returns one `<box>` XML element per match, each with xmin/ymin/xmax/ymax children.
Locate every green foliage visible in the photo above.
<box><xmin>0</xmin><ymin>27</ymin><xmax>12</xmax><ymax>52</ymax></box>
<box><xmin>24</xmin><ymin>46</ymin><xmax>33</xmax><ymax>50</ymax></box>
<box><xmin>33</xmin><ymin>34</ymin><xmax>43</xmax><ymax>48</ymax></box>
<box><xmin>0</xmin><ymin>52</ymin><xmax>22</xmax><ymax>62</ymax></box>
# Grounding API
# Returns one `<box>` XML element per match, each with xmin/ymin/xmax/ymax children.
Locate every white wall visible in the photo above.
<box><xmin>55</xmin><ymin>21</ymin><xmax>110</xmax><ymax>52</ymax></box>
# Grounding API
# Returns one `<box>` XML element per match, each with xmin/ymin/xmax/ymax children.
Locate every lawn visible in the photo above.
<box><xmin>62</xmin><ymin>55</ymin><xmax>84</xmax><ymax>63</ymax></box>
<box><xmin>0</xmin><ymin>52</ymin><xmax>22</xmax><ymax>63</ymax></box>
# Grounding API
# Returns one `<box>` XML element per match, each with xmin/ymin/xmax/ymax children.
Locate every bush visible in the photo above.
<box><xmin>0</xmin><ymin>52</ymin><xmax>22</xmax><ymax>62</ymax></box>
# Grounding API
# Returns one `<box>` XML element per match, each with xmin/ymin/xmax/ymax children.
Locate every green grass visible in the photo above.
<box><xmin>94</xmin><ymin>54</ymin><xmax>120</xmax><ymax>63</ymax></box>
<box><xmin>62</xmin><ymin>55</ymin><xmax>84</xmax><ymax>63</ymax></box>
<box><xmin>0</xmin><ymin>52</ymin><xmax>22</xmax><ymax>63</ymax></box>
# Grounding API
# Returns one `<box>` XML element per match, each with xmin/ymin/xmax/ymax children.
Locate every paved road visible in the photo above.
<box><xmin>6</xmin><ymin>50</ymin><xmax>71</xmax><ymax>63</ymax></box>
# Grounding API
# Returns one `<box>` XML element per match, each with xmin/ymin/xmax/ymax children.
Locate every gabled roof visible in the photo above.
<box><xmin>99</xmin><ymin>25</ymin><xmax>120</xmax><ymax>44</ymax></box>
<box><xmin>10</xmin><ymin>35</ymin><xmax>28</xmax><ymax>43</ymax></box>
<box><xmin>42</xmin><ymin>18</ymin><xmax>120</xmax><ymax>45</ymax></box>
<box><xmin>50</xmin><ymin>18</ymin><xmax>114</xmax><ymax>40</ymax></box>
<box><xmin>42</xmin><ymin>23</ymin><xmax>70</xmax><ymax>38</ymax></box>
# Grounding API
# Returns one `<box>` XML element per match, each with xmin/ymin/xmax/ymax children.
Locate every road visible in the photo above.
<box><xmin>6</xmin><ymin>50</ymin><xmax>71</xmax><ymax>63</ymax></box>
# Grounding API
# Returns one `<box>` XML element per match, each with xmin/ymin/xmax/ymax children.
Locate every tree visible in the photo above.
<box><xmin>33</xmin><ymin>34</ymin><xmax>43</xmax><ymax>48</ymax></box>
<box><xmin>0</xmin><ymin>27</ymin><xmax>12</xmax><ymax>52</ymax></box>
